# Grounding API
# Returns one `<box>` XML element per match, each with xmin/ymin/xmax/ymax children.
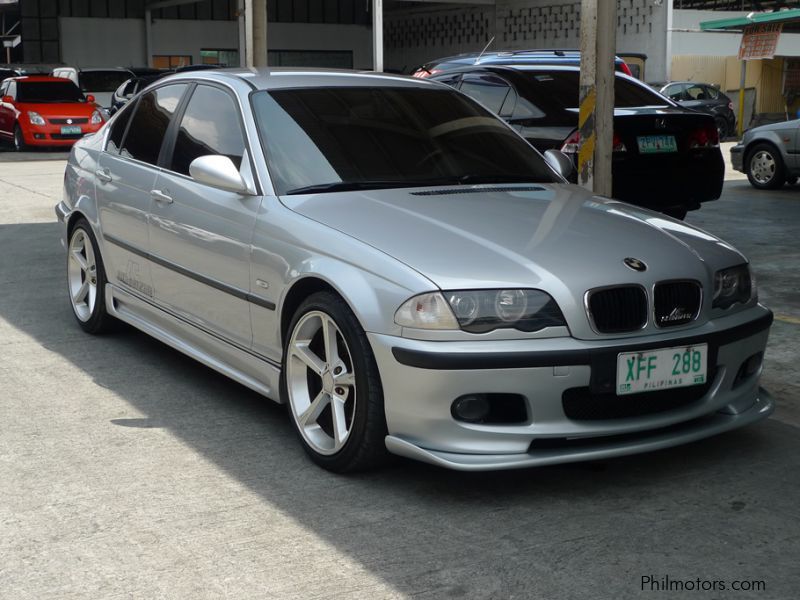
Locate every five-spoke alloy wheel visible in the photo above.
<box><xmin>67</xmin><ymin>219</ymin><xmax>113</xmax><ymax>333</ymax></box>
<box><xmin>283</xmin><ymin>292</ymin><xmax>387</xmax><ymax>472</ymax></box>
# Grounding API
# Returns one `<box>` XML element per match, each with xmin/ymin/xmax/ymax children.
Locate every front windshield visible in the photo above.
<box><xmin>251</xmin><ymin>86</ymin><xmax>557</xmax><ymax>195</ymax></box>
<box><xmin>79</xmin><ymin>71</ymin><xmax>131</xmax><ymax>92</ymax></box>
<box><xmin>17</xmin><ymin>81</ymin><xmax>84</xmax><ymax>103</ymax></box>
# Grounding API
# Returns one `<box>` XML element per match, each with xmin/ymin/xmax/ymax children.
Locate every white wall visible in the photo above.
<box><xmin>672</xmin><ymin>9</ymin><xmax>800</xmax><ymax>57</ymax></box>
<box><xmin>60</xmin><ymin>17</ymin><xmax>146</xmax><ymax>68</ymax></box>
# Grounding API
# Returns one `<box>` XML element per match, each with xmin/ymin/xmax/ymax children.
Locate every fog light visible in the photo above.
<box><xmin>34</xmin><ymin>133</ymin><xmax>46</xmax><ymax>140</ymax></box>
<box><xmin>734</xmin><ymin>352</ymin><xmax>763</xmax><ymax>387</ymax></box>
<box><xmin>452</xmin><ymin>394</ymin><xmax>490</xmax><ymax>423</ymax></box>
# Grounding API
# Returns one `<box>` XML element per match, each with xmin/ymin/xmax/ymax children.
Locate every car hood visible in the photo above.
<box><xmin>15</xmin><ymin>101</ymin><xmax>97</xmax><ymax>117</ymax></box>
<box><xmin>281</xmin><ymin>184</ymin><xmax>746</xmax><ymax>334</ymax></box>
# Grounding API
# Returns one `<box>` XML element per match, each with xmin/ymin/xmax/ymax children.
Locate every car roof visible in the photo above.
<box><xmin>155</xmin><ymin>67</ymin><xmax>442</xmax><ymax>91</ymax></box>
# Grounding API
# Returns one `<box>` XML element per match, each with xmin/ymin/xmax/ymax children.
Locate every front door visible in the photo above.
<box><xmin>148</xmin><ymin>83</ymin><xmax>258</xmax><ymax>349</ymax></box>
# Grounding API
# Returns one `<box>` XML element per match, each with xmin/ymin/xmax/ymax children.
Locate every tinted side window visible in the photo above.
<box><xmin>433</xmin><ymin>73</ymin><xmax>462</xmax><ymax>89</ymax></box>
<box><xmin>459</xmin><ymin>74</ymin><xmax>512</xmax><ymax>114</ymax></box>
<box><xmin>170</xmin><ymin>85</ymin><xmax>245</xmax><ymax>176</ymax></box>
<box><xmin>107</xmin><ymin>102</ymin><xmax>134</xmax><ymax>154</ymax></box>
<box><xmin>663</xmin><ymin>84</ymin><xmax>684</xmax><ymax>101</ymax></box>
<box><xmin>704</xmin><ymin>85</ymin><xmax>720</xmax><ymax>100</ymax></box>
<box><xmin>120</xmin><ymin>84</ymin><xmax>186</xmax><ymax>165</ymax></box>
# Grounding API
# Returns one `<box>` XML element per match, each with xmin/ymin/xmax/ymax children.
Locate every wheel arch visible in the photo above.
<box><xmin>743</xmin><ymin>135</ymin><xmax>783</xmax><ymax>169</ymax></box>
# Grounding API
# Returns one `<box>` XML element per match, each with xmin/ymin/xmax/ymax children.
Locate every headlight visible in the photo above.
<box><xmin>395</xmin><ymin>289</ymin><xmax>566</xmax><ymax>333</ymax></box>
<box><xmin>28</xmin><ymin>111</ymin><xmax>46</xmax><ymax>126</ymax></box>
<box><xmin>713</xmin><ymin>264</ymin><xmax>755</xmax><ymax>309</ymax></box>
<box><xmin>90</xmin><ymin>110</ymin><xmax>103</xmax><ymax>124</ymax></box>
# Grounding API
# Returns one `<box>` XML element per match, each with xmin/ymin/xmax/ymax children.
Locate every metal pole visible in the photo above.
<box><xmin>578</xmin><ymin>0</ymin><xmax>616</xmax><ymax>197</ymax></box>
<box><xmin>238</xmin><ymin>0</ymin><xmax>246</xmax><ymax>67</ymax></box>
<box><xmin>738</xmin><ymin>60</ymin><xmax>747</xmax><ymax>137</ymax></box>
<box><xmin>373</xmin><ymin>0</ymin><xmax>383</xmax><ymax>72</ymax></box>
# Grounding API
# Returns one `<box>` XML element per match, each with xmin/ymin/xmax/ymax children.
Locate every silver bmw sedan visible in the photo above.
<box><xmin>55</xmin><ymin>68</ymin><xmax>774</xmax><ymax>472</ymax></box>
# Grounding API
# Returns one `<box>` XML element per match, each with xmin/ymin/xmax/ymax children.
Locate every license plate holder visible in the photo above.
<box><xmin>61</xmin><ymin>125</ymin><xmax>82</xmax><ymax>135</ymax></box>
<box><xmin>636</xmin><ymin>134</ymin><xmax>677</xmax><ymax>154</ymax></box>
<box><xmin>616</xmin><ymin>344</ymin><xmax>708</xmax><ymax>395</ymax></box>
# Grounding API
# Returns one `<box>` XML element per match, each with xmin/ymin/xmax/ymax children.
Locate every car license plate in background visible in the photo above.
<box><xmin>616</xmin><ymin>344</ymin><xmax>708</xmax><ymax>395</ymax></box>
<box><xmin>636</xmin><ymin>135</ymin><xmax>677</xmax><ymax>154</ymax></box>
<box><xmin>61</xmin><ymin>125</ymin><xmax>82</xmax><ymax>135</ymax></box>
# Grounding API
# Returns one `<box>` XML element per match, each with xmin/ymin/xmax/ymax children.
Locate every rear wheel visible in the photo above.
<box><xmin>67</xmin><ymin>219</ymin><xmax>114</xmax><ymax>334</ymax></box>
<box><xmin>282</xmin><ymin>291</ymin><xmax>387</xmax><ymax>472</ymax></box>
<box><xmin>746</xmin><ymin>143</ymin><xmax>785</xmax><ymax>190</ymax></box>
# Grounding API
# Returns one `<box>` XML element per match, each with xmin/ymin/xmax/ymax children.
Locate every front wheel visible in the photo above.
<box><xmin>746</xmin><ymin>143</ymin><xmax>785</xmax><ymax>190</ymax></box>
<box><xmin>282</xmin><ymin>291</ymin><xmax>387</xmax><ymax>472</ymax></box>
<box><xmin>67</xmin><ymin>219</ymin><xmax>115</xmax><ymax>334</ymax></box>
<box><xmin>13</xmin><ymin>125</ymin><xmax>27</xmax><ymax>152</ymax></box>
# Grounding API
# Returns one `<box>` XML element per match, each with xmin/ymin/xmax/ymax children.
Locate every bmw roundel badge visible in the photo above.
<box><xmin>623</xmin><ymin>257</ymin><xmax>647</xmax><ymax>272</ymax></box>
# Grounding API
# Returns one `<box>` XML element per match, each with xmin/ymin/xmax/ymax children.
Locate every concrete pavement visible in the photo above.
<box><xmin>0</xmin><ymin>155</ymin><xmax>798</xmax><ymax>599</ymax></box>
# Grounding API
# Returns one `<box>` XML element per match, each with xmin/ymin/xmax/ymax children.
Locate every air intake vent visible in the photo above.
<box><xmin>587</xmin><ymin>286</ymin><xmax>647</xmax><ymax>333</ymax></box>
<box><xmin>654</xmin><ymin>281</ymin><xmax>701</xmax><ymax>328</ymax></box>
<box><xmin>410</xmin><ymin>186</ymin><xmax>544</xmax><ymax>196</ymax></box>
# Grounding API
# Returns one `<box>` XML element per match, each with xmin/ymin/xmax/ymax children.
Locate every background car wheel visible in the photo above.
<box><xmin>714</xmin><ymin>117</ymin><xmax>727</xmax><ymax>141</ymax></box>
<box><xmin>67</xmin><ymin>219</ymin><xmax>114</xmax><ymax>334</ymax></box>
<box><xmin>282</xmin><ymin>291</ymin><xmax>387</xmax><ymax>472</ymax></box>
<box><xmin>746</xmin><ymin>143</ymin><xmax>785</xmax><ymax>190</ymax></box>
<box><xmin>13</xmin><ymin>125</ymin><xmax>27</xmax><ymax>152</ymax></box>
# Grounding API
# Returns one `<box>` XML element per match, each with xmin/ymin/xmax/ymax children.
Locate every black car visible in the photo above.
<box><xmin>659</xmin><ymin>81</ymin><xmax>736</xmax><ymax>140</ymax></box>
<box><xmin>431</xmin><ymin>65</ymin><xmax>724</xmax><ymax>219</ymax></box>
<box><xmin>109</xmin><ymin>73</ymin><xmax>171</xmax><ymax>115</ymax></box>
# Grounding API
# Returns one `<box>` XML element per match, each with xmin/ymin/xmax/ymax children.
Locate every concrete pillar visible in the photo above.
<box><xmin>578</xmin><ymin>0</ymin><xmax>616</xmax><ymax>197</ymax></box>
<box><xmin>244</xmin><ymin>0</ymin><xmax>267</xmax><ymax>68</ymax></box>
<box><xmin>373</xmin><ymin>0</ymin><xmax>383</xmax><ymax>72</ymax></box>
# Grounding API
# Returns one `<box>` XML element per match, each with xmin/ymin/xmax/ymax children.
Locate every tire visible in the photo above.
<box><xmin>13</xmin><ymin>125</ymin><xmax>26</xmax><ymax>152</ymax></box>
<box><xmin>714</xmin><ymin>117</ymin><xmax>727</xmax><ymax>141</ymax></box>
<box><xmin>746</xmin><ymin>143</ymin><xmax>785</xmax><ymax>190</ymax></box>
<box><xmin>67</xmin><ymin>218</ymin><xmax>115</xmax><ymax>334</ymax></box>
<box><xmin>281</xmin><ymin>291</ymin><xmax>388</xmax><ymax>472</ymax></box>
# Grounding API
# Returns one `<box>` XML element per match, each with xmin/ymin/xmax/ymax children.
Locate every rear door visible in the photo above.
<box><xmin>148</xmin><ymin>83</ymin><xmax>259</xmax><ymax>349</ymax></box>
<box><xmin>95</xmin><ymin>83</ymin><xmax>189</xmax><ymax>300</ymax></box>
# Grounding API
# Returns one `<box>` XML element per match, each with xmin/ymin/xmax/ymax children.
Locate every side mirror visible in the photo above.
<box><xmin>189</xmin><ymin>155</ymin><xmax>249</xmax><ymax>194</ymax></box>
<box><xmin>544</xmin><ymin>149</ymin><xmax>576</xmax><ymax>180</ymax></box>
<box><xmin>86</xmin><ymin>94</ymin><xmax>95</xmax><ymax>103</ymax></box>
<box><xmin>1</xmin><ymin>95</ymin><xmax>12</xmax><ymax>104</ymax></box>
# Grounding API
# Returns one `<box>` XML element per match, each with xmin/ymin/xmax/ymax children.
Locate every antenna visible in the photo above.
<box><xmin>474</xmin><ymin>36</ymin><xmax>495</xmax><ymax>64</ymax></box>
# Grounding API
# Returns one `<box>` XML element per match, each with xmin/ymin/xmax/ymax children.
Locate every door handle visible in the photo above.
<box><xmin>95</xmin><ymin>168</ymin><xmax>112</xmax><ymax>183</ymax></box>
<box><xmin>150</xmin><ymin>189</ymin><xmax>173</xmax><ymax>204</ymax></box>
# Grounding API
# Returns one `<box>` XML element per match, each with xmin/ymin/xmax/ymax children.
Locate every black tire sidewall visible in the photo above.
<box><xmin>68</xmin><ymin>219</ymin><xmax>112</xmax><ymax>334</ymax></box>
<box><xmin>13</xmin><ymin>125</ymin><xmax>26</xmax><ymax>152</ymax></box>
<box><xmin>281</xmin><ymin>291</ymin><xmax>387</xmax><ymax>472</ymax></box>
<box><xmin>747</xmin><ymin>143</ymin><xmax>785</xmax><ymax>190</ymax></box>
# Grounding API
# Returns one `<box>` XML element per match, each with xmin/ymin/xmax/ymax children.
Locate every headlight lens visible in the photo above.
<box><xmin>713</xmin><ymin>264</ymin><xmax>754</xmax><ymax>309</ymax></box>
<box><xmin>90</xmin><ymin>110</ymin><xmax>103</xmax><ymax>124</ymax></box>
<box><xmin>394</xmin><ymin>292</ymin><xmax>459</xmax><ymax>330</ymax></box>
<box><xmin>28</xmin><ymin>111</ymin><xmax>46</xmax><ymax>126</ymax></box>
<box><xmin>396</xmin><ymin>289</ymin><xmax>566</xmax><ymax>333</ymax></box>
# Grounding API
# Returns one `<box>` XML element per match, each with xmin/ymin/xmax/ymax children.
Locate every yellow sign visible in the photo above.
<box><xmin>739</xmin><ymin>23</ymin><xmax>782</xmax><ymax>60</ymax></box>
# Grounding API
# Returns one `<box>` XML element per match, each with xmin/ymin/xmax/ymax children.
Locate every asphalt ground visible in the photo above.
<box><xmin>1</xmin><ymin>146</ymin><xmax>798</xmax><ymax>599</ymax></box>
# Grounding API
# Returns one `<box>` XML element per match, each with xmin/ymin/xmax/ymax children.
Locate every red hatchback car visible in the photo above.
<box><xmin>0</xmin><ymin>76</ymin><xmax>104</xmax><ymax>150</ymax></box>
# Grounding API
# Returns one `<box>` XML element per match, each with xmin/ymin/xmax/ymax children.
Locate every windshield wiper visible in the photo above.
<box><xmin>455</xmin><ymin>174</ymin><xmax>550</xmax><ymax>185</ymax></box>
<box><xmin>285</xmin><ymin>180</ymin><xmax>456</xmax><ymax>195</ymax></box>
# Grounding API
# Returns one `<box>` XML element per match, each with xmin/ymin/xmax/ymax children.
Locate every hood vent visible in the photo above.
<box><xmin>411</xmin><ymin>186</ymin><xmax>545</xmax><ymax>196</ymax></box>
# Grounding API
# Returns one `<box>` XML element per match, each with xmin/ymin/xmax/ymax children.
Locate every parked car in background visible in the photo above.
<box><xmin>431</xmin><ymin>65</ymin><xmax>724</xmax><ymax>219</ymax></box>
<box><xmin>56</xmin><ymin>68</ymin><xmax>773</xmax><ymax>473</ymax></box>
<box><xmin>51</xmin><ymin>67</ymin><xmax>135</xmax><ymax>112</ymax></box>
<box><xmin>412</xmin><ymin>49</ymin><xmax>635</xmax><ymax>79</ymax></box>
<box><xmin>110</xmin><ymin>73</ymin><xmax>172</xmax><ymax>115</ymax></box>
<box><xmin>730</xmin><ymin>118</ymin><xmax>800</xmax><ymax>189</ymax></box>
<box><xmin>0</xmin><ymin>76</ymin><xmax>104</xmax><ymax>150</ymax></box>
<box><xmin>659</xmin><ymin>81</ymin><xmax>736</xmax><ymax>140</ymax></box>
<box><xmin>0</xmin><ymin>68</ymin><xmax>22</xmax><ymax>83</ymax></box>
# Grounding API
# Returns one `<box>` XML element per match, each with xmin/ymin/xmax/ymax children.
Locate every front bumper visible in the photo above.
<box><xmin>20</xmin><ymin>122</ymin><xmax>101</xmax><ymax>147</ymax></box>
<box><xmin>370</xmin><ymin>306</ymin><xmax>773</xmax><ymax>470</ymax></box>
<box><xmin>731</xmin><ymin>144</ymin><xmax>745</xmax><ymax>173</ymax></box>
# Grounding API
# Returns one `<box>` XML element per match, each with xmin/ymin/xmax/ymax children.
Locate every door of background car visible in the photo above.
<box><xmin>95</xmin><ymin>83</ymin><xmax>189</xmax><ymax>301</ymax></box>
<box><xmin>148</xmin><ymin>83</ymin><xmax>258</xmax><ymax>349</ymax></box>
<box><xmin>0</xmin><ymin>79</ymin><xmax>13</xmax><ymax>138</ymax></box>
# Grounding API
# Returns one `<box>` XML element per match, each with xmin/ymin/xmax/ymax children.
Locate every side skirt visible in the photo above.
<box><xmin>106</xmin><ymin>283</ymin><xmax>284</xmax><ymax>403</ymax></box>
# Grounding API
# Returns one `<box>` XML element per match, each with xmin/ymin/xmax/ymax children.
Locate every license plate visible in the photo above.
<box><xmin>61</xmin><ymin>125</ymin><xmax>82</xmax><ymax>135</ymax></box>
<box><xmin>636</xmin><ymin>135</ymin><xmax>677</xmax><ymax>154</ymax></box>
<box><xmin>616</xmin><ymin>344</ymin><xmax>708</xmax><ymax>395</ymax></box>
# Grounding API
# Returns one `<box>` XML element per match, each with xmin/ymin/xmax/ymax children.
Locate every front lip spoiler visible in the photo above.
<box><xmin>392</xmin><ymin>311</ymin><xmax>773</xmax><ymax>370</ymax></box>
<box><xmin>384</xmin><ymin>388</ymin><xmax>775</xmax><ymax>471</ymax></box>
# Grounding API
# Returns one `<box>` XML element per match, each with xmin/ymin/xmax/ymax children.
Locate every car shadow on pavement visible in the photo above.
<box><xmin>2</xmin><ymin>221</ymin><xmax>798</xmax><ymax>597</ymax></box>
